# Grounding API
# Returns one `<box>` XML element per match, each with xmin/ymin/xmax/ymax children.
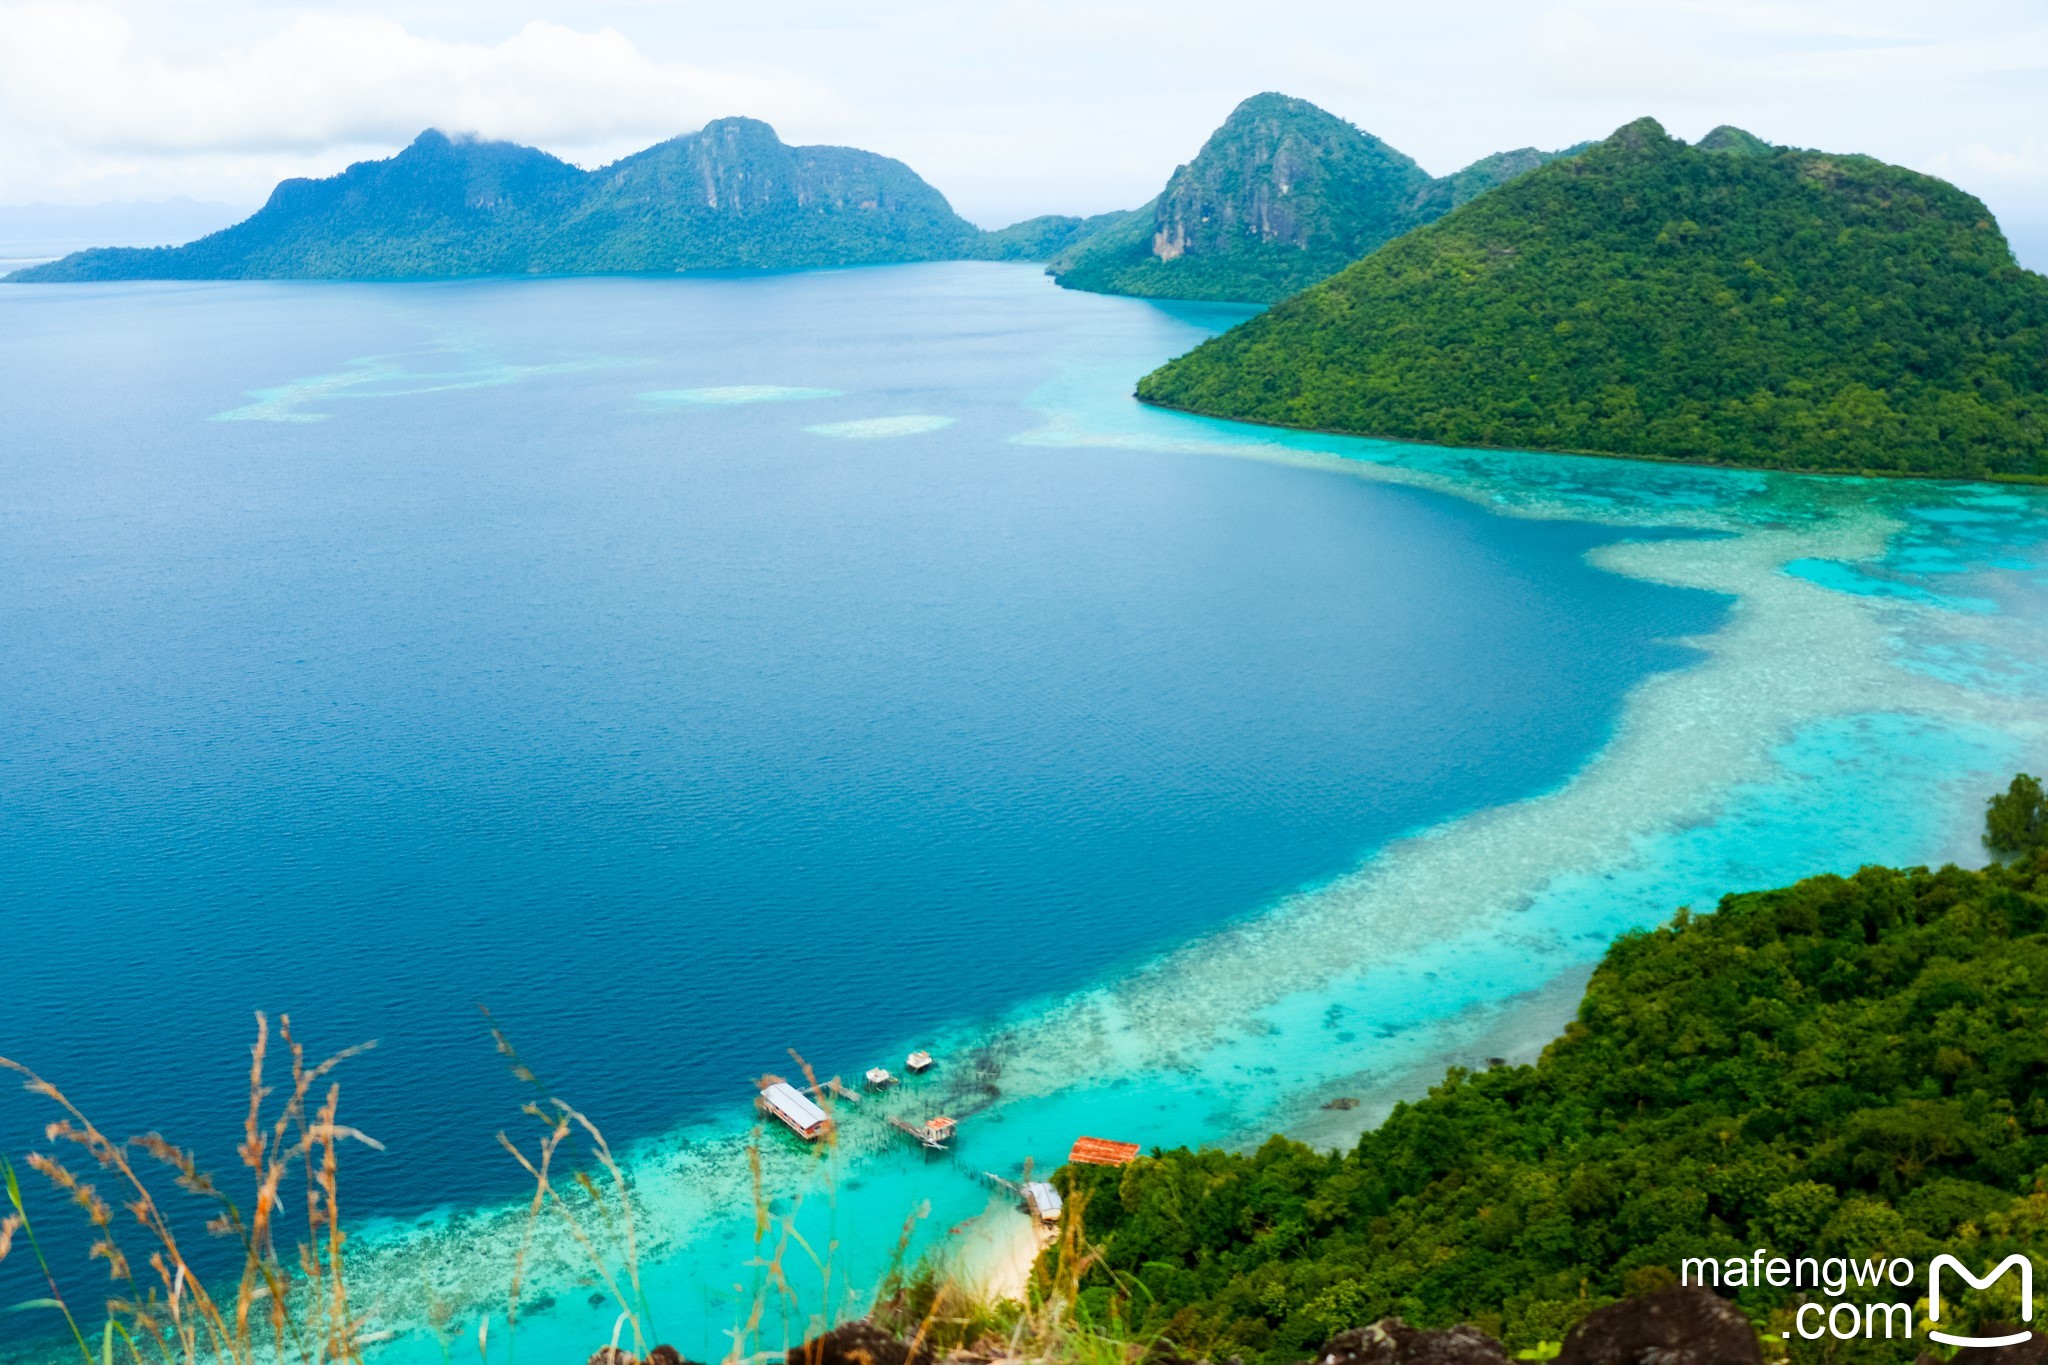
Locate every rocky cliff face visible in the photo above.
<box><xmin>543</xmin><ymin>117</ymin><xmax>978</xmax><ymax>271</ymax></box>
<box><xmin>1148</xmin><ymin>93</ymin><xmax>1434</xmax><ymax>263</ymax></box>
<box><xmin>585</xmin><ymin>118</ymin><xmax>960</xmax><ymax>222</ymax></box>
<box><xmin>1049</xmin><ymin>94</ymin><xmax>1579</xmax><ymax>303</ymax></box>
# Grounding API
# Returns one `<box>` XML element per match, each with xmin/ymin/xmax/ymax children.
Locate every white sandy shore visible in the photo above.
<box><xmin>941</xmin><ymin>1201</ymin><xmax>1049</xmax><ymax>1304</ymax></box>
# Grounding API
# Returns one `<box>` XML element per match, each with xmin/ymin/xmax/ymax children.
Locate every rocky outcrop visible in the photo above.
<box><xmin>787</xmin><ymin>1319</ymin><xmax>936</xmax><ymax>1365</ymax></box>
<box><xmin>1554</xmin><ymin>1286</ymin><xmax>1762</xmax><ymax>1365</ymax></box>
<box><xmin>1048</xmin><ymin>93</ymin><xmax>1438</xmax><ymax>303</ymax></box>
<box><xmin>1046</xmin><ymin>93</ymin><xmax>1582</xmax><ymax>303</ymax></box>
<box><xmin>1310</xmin><ymin>1320</ymin><xmax>1511</xmax><ymax>1365</ymax></box>
<box><xmin>1923</xmin><ymin>1330</ymin><xmax>2048</xmax><ymax>1363</ymax></box>
<box><xmin>586</xmin><ymin>1346</ymin><xmax>700</xmax><ymax>1365</ymax></box>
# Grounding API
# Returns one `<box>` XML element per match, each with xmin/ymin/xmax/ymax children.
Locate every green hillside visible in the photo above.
<box><xmin>11</xmin><ymin>102</ymin><xmax>1579</xmax><ymax>289</ymax></box>
<box><xmin>967</xmin><ymin>210</ymin><xmax>1135</xmax><ymax>262</ymax></box>
<box><xmin>1135</xmin><ymin>117</ymin><xmax>2048</xmax><ymax>479</ymax></box>
<box><xmin>1047</xmin><ymin>94</ymin><xmax>1579</xmax><ymax>304</ymax></box>
<box><xmin>1062</xmin><ymin>786</ymin><xmax>2048</xmax><ymax>1362</ymax></box>
<box><xmin>1047</xmin><ymin>94</ymin><xmax>1435</xmax><ymax>302</ymax></box>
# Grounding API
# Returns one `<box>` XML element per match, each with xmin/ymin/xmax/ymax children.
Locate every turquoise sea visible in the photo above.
<box><xmin>1</xmin><ymin>263</ymin><xmax>2045</xmax><ymax>1361</ymax></box>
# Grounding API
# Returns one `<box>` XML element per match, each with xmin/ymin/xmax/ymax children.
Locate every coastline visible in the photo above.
<box><xmin>1130</xmin><ymin>393</ymin><xmax>2048</xmax><ymax>488</ymax></box>
<box><xmin>7</xmin><ymin>270</ymin><xmax>2043</xmax><ymax>1365</ymax></box>
<box><xmin>317</xmin><ymin>301</ymin><xmax>2048</xmax><ymax>1362</ymax></box>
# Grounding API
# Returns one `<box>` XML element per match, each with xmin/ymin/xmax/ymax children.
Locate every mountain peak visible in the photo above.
<box><xmin>1048</xmin><ymin>93</ymin><xmax>1577</xmax><ymax>303</ymax></box>
<box><xmin>1221</xmin><ymin>92</ymin><xmax>1340</xmax><ymax>125</ymax></box>
<box><xmin>695</xmin><ymin>116</ymin><xmax>786</xmax><ymax>146</ymax></box>
<box><xmin>395</xmin><ymin>128</ymin><xmax>505</xmax><ymax>159</ymax></box>
<box><xmin>13</xmin><ymin>119</ymin><xmax>975</xmax><ymax>281</ymax></box>
<box><xmin>1137</xmin><ymin>124</ymin><xmax>2048</xmax><ymax>480</ymax></box>
<box><xmin>1604</xmin><ymin>116</ymin><xmax>1676</xmax><ymax>155</ymax></box>
<box><xmin>1048</xmin><ymin>92</ymin><xmax>1440</xmax><ymax>302</ymax></box>
<box><xmin>1697</xmin><ymin>125</ymin><xmax>1777</xmax><ymax>157</ymax></box>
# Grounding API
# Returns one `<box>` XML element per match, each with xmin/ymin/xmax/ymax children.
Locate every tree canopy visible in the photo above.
<box><xmin>1063</xmin><ymin>793</ymin><xmax>2048</xmax><ymax>1362</ymax></box>
<box><xmin>1136</xmin><ymin>118</ymin><xmax>2048</xmax><ymax>480</ymax></box>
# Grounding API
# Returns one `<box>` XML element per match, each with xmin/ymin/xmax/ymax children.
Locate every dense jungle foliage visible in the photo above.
<box><xmin>1135</xmin><ymin>118</ymin><xmax>2048</xmax><ymax>479</ymax></box>
<box><xmin>1986</xmin><ymin>773</ymin><xmax>2048</xmax><ymax>857</ymax></box>
<box><xmin>967</xmin><ymin>211</ymin><xmax>1136</xmax><ymax>263</ymax></box>
<box><xmin>1063</xmin><ymin>808</ymin><xmax>2048</xmax><ymax>1362</ymax></box>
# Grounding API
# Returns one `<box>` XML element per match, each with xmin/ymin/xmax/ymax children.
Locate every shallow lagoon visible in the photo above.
<box><xmin>1</xmin><ymin>264</ymin><xmax>2044</xmax><ymax>1360</ymax></box>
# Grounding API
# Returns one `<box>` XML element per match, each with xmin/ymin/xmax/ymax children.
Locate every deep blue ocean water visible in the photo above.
<box><xmin>0</xmin><ymin>265</ymin><xmax>1730</xmax><ymax>1333</ymax></box>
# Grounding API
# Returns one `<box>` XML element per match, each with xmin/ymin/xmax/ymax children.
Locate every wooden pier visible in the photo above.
<box><xmin>980</xmin><ymin>1171</ymin><xmax>1062</xmax><ymax>1224</ymax></box>
<box><xmin>886</xmin><ymin>1114</ymin><xmax>958</xmax><ymax>1150</ymax></box>
<box><xmin>803</xmin><ymin>1076</ymin><xmax>862</xmax><ymax>1106</ymax></box>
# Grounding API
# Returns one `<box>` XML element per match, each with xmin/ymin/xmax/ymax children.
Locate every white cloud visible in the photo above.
<box><xmin>1934</xmin><ymin>140</ymin><xmax>2048</xmax><ymax>183</ymax></box>
<box><xmin>0</xmin><ymin>4</ymin><xmax>838</xmax><ymax>201</ymax></box>
<box><xmin>3</xmin><ymin>0</ymin><xmax>2048</xmax><ymax>246</ymax></box>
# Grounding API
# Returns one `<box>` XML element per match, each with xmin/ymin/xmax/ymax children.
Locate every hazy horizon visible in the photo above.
<box><xmin>1</xmin><ymin>2</ymin><xmax>2045</xmax><ymax>255</ymax></box>
<box><xmin>6</xmin><ymin>121</ymin><xmax>2047</xmax><ymax>277</ymax></box>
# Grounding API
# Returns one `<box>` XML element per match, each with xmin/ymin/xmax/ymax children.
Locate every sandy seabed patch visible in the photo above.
<box><xmin>805</xmin><ymin>415</ymin><xmax>955</xmax><ymax>438</ymax></box>
<box><xmin>640</xmin><ymin>385</ymin><xmax>841</xmax><ymax>405</ymax></box>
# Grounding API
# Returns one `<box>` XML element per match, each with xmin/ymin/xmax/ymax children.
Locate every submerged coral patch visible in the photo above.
<box><xmin>640</xmin><ymin>386</ymin><xmax>841</xmax><ymax>405</ymax></box>
<box><xmin>804</xmin><ymin>415</ymin><xmax>954</xmax><ymax>438</ymax></box>
<box><xmin>214</xmin><ymin>348</ymin><xmax>605</xmax><ymax>422</ymax></box>
<box><xmin>254</xmin><ymin>285</ymin><xmax>2048</xmax><ymax>1365</ymax></box>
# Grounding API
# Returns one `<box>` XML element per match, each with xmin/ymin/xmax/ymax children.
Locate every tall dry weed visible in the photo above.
<box><xmin>0</xmin><ymin>1013</ymin><xmax>380</xmax><ymax>1365</ymax></box>
<box><xmin>5</xmin><ymin>1017</ymin><xmax>1119</xmax><ymax>1365</ymax></box>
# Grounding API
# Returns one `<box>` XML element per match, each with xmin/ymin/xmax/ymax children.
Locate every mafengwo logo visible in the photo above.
<box><xmin>1928</xmin><ymin>1254</ymin><xmax>2033</xmax><ymax>1349</ymax></box>
<box><xmin>1680</xmin><ymin>1250</ymin><xmax>2035</xmax><ymax>1344</ymax></box>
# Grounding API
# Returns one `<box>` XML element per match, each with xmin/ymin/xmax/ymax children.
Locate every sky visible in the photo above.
<box><xmin>1</xmin><ymin>0</ymin><xmax>2046</xmax><ymax>261</ymax></box>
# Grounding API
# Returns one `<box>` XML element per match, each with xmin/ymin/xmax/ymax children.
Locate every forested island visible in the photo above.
<box><xmin>1054</xmin><ymin>776</ymin><xmax>2048</xmax><ymax>1362</ymax></box>
<box><xmin>11</xmin><ymin>120</ymin><xmax>989</xmax><ymax>281</ymax></box>
<box><xmin>1135</xmin><ymin>117</ymin><xmax>2048</xmax><ymax>480</ymax></box>
<box><xmin>1046</xmin><ymin>93</ymin><xmax>1582</xmax><ymax>304</ymax></box>
<box><xmin>20</xmin><ymin>106</ymin><xmax>2048</xmax><ymax>479</ymax></box>
<box><xmin>10</xmin><ymin>97</ymin><xmax>1574</xmax><ymax>294</ymax></box>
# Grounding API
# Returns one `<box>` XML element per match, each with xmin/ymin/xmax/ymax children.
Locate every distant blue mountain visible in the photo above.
<box><xmin>10</xmin><ymin>103</ymin><xmax>1594</xmax><ymax>289</ymax></box>
<box><xmin>0</xmin><ymin>198</ymin><xmax>246</xmax><ymax>260</ymax></box>
<box><xmin>14</xmin><ymin>121</ymin><xmax>994</xmax><ymax>281</ymax></box>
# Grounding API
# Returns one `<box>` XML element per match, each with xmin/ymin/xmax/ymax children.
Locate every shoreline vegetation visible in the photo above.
<box><xmin>1135</xmin><ymin>118</ymin><xmax>2048</xmax><ymax>483</ymax></box>
<box><xmin>15</xmin><ymin>96</ymin><xmax>2046</xmax><ymax>481</ymax></box>
<box><xmin>1131</xmin><ymin>396</ymin><xmax>2048</xmax><ymax>489</ymax></box>
<box><xmin>5</xmin><ymin>777</ymin><xmax>2046</xmax><ymax>1365</ymax></box>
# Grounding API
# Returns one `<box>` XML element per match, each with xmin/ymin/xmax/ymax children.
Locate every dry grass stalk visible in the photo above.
<box><xmin>6</xmin><ymin>1015</ymin><xmax>1116</xmax><ymax>1365</ymax></box>
<box><xmin>0</xmin><ymin>1013</ymin><xmax>378</xmax><ymax>1365</ymax></box>
<box><xmin>489</xmin><ymin>1015</ymin><xmax>655</xmax><ymax>1355</ymax></box>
